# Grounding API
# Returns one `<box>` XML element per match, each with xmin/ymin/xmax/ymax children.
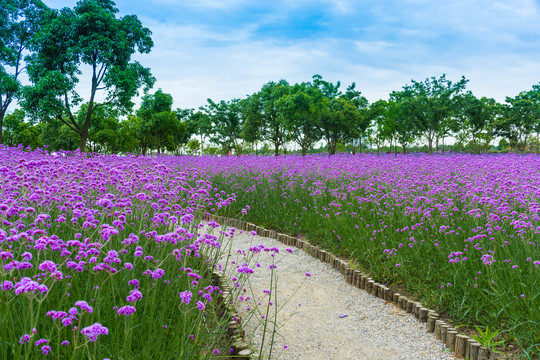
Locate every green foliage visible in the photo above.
<box><xmin>397</xmin><ymin>74</ymin><xmax>469</xmax><ymax>154</ymax></box>
<box><xmin>22</xmin><ymin>0</ymin><xmax>155</xmax><ymax>151</ymax></box>
<box><xmin>276</xmin><ymin>82</ymin><xmax>325</xmax><ymax>156</ymax></box>
<box><xmin>204</xmin><ymin>98</ymin><xmax>243</xmax><ymax>155</ymax></box>
<box><xmin>0</xmin><ymin>0</ymin><xmax>48</xmax><ymax>144</ymax></box>
<box><xmin>496</xmin><ymin>84</ymin><xmax>540</xmax><ymax>153</ymax></box>
<box><xmin>136</xmin><ymin>89</ymin><xmax>185</xmax><ymax>154</ymax></box>
<box><xmin>472</xmin><ymin>326</ymin><xmax>505</xmax><ymax>352</ymax></box>
<box><xmin>242</xmin><ymin>80</ymin><xmax>290</xmax><ymax>155</ymax></box>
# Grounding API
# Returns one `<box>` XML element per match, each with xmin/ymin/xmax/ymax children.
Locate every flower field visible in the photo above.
<box><xmin>1</xmin><ymin>148</ymin><xmax>539</xmax><ymax>358</ymax></box>
<box><xmin>0</xmin><ymin>147</ymin><xmax>246</xmax><ymax>359</ymax></box>
<box><xmin>198</xmin><ymin>153</ymin><xmax>539</xmax><ymax>357</ymax></box>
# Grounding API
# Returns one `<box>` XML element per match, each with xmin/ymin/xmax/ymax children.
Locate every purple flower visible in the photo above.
<box><xmin>46</xmin><ymin>310</ymin><xmax>68</xmax><ymax>319</ymax></box>
<box><xmin>80</xmin><ymin>323</ymin><xmax>108</xmax><ymax>342</ymax></box>
<box><xmin>196</xmin><ymin>301</ymin><xmax>205</xmax><ymax>311</ymax></box>
<box><xmin>305</xmin><ymin>272</ymin><xmax>311</xmax><ymax>277</ymax></box>
<box><xmin>117</xmin><ymin>305</ymin><xmax>136</xmax><ymax>316</ymax></box>
<box><xmin>1</xmin><ymin>280</ymin><xmax>13</xmax><ymax>291</ymax></box>
<box><xmin>61</xmin><ymin>340</ymin><xmax>69</xmax><ymax>346</ymax></box>
<box><xmin>35</xmin><ymin>338</ymin><xmax>48</xmax><ymax>346</ymax></box>
<box><xmin>151</xmin><ymin>268</ymin><xmax>165</xmax><ymax>279</ymax></box>
<box><xmin>14</xmin><ymin>277</ymin><xmax>48</xmax><ymax>295</ymax></box>
<box><xmin>128</xmin><ymin>279</ymin><xmax>140</xmax><ymax>289</ymax></box>
<box><xmin>19</xmin><ymin>334</ymin><xmax>30</xmax><ymax>344</ymax></box>
<box><xmin>178</xmin><ymin>290</ymin><xmax>192</xmax><ymax>305</ymax></box>
<box><xmin>126</xmin><ymin>289</ymin><xmax>142</xmax><ymax>302</ymax></box>
<box><xmin>74</xmin><ymin>300</ymin><xmax>93</xmax><ymax>313</ymax></box>
<box><xmin>41</xmin><ymin>345</ymin><xmax>51</xmax><ymax>355</ymax></box>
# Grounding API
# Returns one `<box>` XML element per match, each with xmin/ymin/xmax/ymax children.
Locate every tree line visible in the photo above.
<box><xmin>2</xmin><ymin>0</ymin><xmax>539</xmax><ymax>155</ymax></box>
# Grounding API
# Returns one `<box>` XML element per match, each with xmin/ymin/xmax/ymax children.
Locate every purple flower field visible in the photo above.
<box><xmin>1</xmin><ymin>147</ymin><xmax>539</xmax><ymax>357</ymax></box>
<box><xmin>0</xmin><ymin>147</ymin><xmax>245</xmax><ymax>359</ymax></box>
<box><xmin>197</xmin><ymin>153</ymin><xmax>539</xmax><ymax>357</ymax></box>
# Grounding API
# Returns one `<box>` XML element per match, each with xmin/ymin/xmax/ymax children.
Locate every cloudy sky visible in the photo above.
<box><xmin>42</xmin><ymin>0</ymin><xmax>540</xmax><ymax>110</ymax></box>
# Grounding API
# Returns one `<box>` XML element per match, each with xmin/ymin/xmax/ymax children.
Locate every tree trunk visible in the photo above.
<box><xmin>359</xmin><ymin>137</ymin><xmax>363</xmax><ymax>154</ymax></box>
<box><xmin>402</xmin><ymin>144</ymin><xmax>407</xmax><ymax>155</ymax></box>
<box><xmin>274</xmin><ymin>142</ymin><xmax>279</xmax><ymax>156</ymax></box>
<box><xmin>377</xmin><ymin>142</ymin><xmax>380</xmax><ymax>155</ymax></box>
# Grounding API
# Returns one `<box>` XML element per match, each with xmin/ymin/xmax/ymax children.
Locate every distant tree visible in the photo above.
<box><xmin>276</xmin><ymin>82</ymin><xmax>324</xmax><ymax>156</ymax></box>
<box><xmin>76</xmin><ymin>102</ymin><xmax>119</xmax><ymax>153</ymax></box>
<box><xmin>2</xmin><ymin>109</ymin><xmax>26</xmax><ymax>146</ymax></box>
<box><xmin>205</xmin><ymin>98</ymin><xmax>243</xmax><ymax>155</ymax></box>
<box><xmin>311</xmin><ymin>75</ymin><xmax>367</xmax><ymax>155</ymax></box>
<box><xmin>242</xmin><ymin>80</ymin><xmax>290</xmax><ymax>156</ymax></box>
<box><xmin>496</xmin><ymin>85</ymin><xmax>540</xmax><ymax>153</ymax></box>
<box><xmin>182</xmin><ymin>110</ymin><xmax>212</xmax><ymax>155</ymax></box>
<box><xmin>117</xmin><ymin>114</ymin><xmax>140</xmax><ymax>154</ymax></box>
<box><xmin>0</xmin><ymin>0</ymin><xmax>48</xmax><ymax>144</ymax></box>
<box><xmin>383</xmin><ymin>95</ymin><xmax>418</xmax><ymax>154</ymax></box>
<box><xmin>400</xmin><ymin>74</ymin><xmax>468</xmax><ymax>154</ymax></box>
<box><xmin>39</xmin><ymin>117</ymin><xmax>80</xmax><ymax>151</ymax></box>
<box><xmin>137</xmin><ymin>89</ymin><xmax>184</xmax><ymax>154</ymax></box>
<box><xmin>367</xmin><ymin>100</ymin><xmax>390</xmax><ymax>155</ymax></box>
<box><xmin>22</xmin><ymin>0</ymin><xmax>154</xmax><ymax>152</ymax></box>
<box><xmin>342</xmin><ymin>83</ymin><xmax>370</xmax><ymax>154</ymax></box>
<box><xmin>458</xmin><ymin>92</ymin><xmax>499</xmax><ymax>153</ymax></box>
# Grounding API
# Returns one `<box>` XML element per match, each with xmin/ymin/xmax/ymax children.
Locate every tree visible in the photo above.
<box><xmin>458</xmin><ymin>92</ymin><xmax>499</xmax><ymax>153</ymax></box>
<box><xmin>384</xmin><ymin>95</ymin><xmax>418</xmax><ymax>154</ymax></box>
<box><xmin>117</xmin><ymin>114</ymin><xmax>140</xmax><ymax>154</ymax></box>
<box><xmin>182</xmin><ymin>109</ymin><xmax>212</xmax><ymax>155</ymax></box>
<box><xmin>367</xmin><ymin>100</ymin><xmax>390</xmax><ymax>155</ymax></box>
<box><xmin>2</xmin><ymin>108</ymin><xmax>26</xmax><ymax>146</ymax></box>
<box><xmin>276</xmin><ymin>82</ymin><xmax>324</xmax><ymax>156</ymax></box>
<box><xmin>0</xmin><ymin>0</ymin><xmax>48</xmax><ymax>144</ymax></box>
<box><xmin>77</xmin><ymin>102</ymin><xmax>120</xmax><ymax>153</ymax></box>
<box><xmin>342</xmin><ymin>83</ymin><xmax>370</xmax><ymax>154</ymax></box>
<box><xmin>400</xmin><ymin>74</ymin><xmax>468</xmax><ymax>154</ymax></box>
<box><xmin>137</xmin><ymin>89</ymin><xmax>184</xmax><ymax>154</ymax></box>
<box><xmin>311</xmin><ymin>75</ymin><xmax>367</xmax><ymax>155</ymax></box>
<box><xmin>204</xmin><ymin>99</ymin><xmax>243</xmax><ymax>155</ymax></box>
<box><xmin>22</xmin><ymin>0</ymin><xmax>155</xmax><ymax>151</ymax></box>
<box><xmin>242</xmin><ymin>80</ymin><xmax>290</xmax><ymax>156</ymax></box>
<box><xmin>496</xmin><ymin>85</ymin><xmax>540</xmax><ymax>153</ymax></box>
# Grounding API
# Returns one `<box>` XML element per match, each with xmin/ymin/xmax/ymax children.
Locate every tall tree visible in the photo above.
<box><xmin>311</xmin><ymin>75</ymin><xmax>367</xmax><ymax>155</ymax></box>
<box><xmin>0</xmin><ymin>0</ymin><xmax>48</xmax><ymax>144</ymax></box>
<box><xmin>22</xmin><ymin>0</ymin><xmax>154</xmax><ymax>151</ymax></box>
<box><xmin>242</xmin><ymin>80</ymin><xmax>290</xmax><ymax>156</ymax></box>
<box><xmin>458</xmin><ymin>92</ymin><xmax>499</xmax><ymax>153</ymax></box>
<box><xmin>276</xmin><ymin>82</ymin><xmax>324</xmax><ymax>156</ymax></box>
<box><xmin>137</xmin><ymin>89</ymin><xmax>184</xmax><ymax>154</ymax></box>
<box><xmin>205</xmin><ymin>99</ymin><xmax>243</xmax><ymax>155</ymax></box>
<box><xmin>384</xmin><ymin>94</ymin><xmax>418</xmax><ymax>154</ymax></box>
<box><xmin>496</xmin><ymin>85</ymin><xmax>540</xmax><ymax>153</ymax></box>
<box><xmin>401</xmin><ymin>74</ymin><xmax>468</xmax><ymax>154</ymax></box>
<box><xmin>182</xmin><ymin>109</ymin><xmax>212</xmax><ymax>155</ymax></box>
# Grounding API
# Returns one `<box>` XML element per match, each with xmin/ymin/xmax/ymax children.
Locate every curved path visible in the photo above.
<box><xmin>215</xmin><ymin>225</ymin><xmax>454</xmax><ymax>360</ymax></box>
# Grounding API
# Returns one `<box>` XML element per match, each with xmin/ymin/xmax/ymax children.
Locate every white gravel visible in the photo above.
<box><xmin>214</xmin><ymin>225</ymin><xmax>456</xmax><ymax>360</ymax></box>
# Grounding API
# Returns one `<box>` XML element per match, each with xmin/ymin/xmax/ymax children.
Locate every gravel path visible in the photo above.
<box><xmin>214</xmin><ymin>225</ymin><xmax>455</xmax><ymax>360</ymax></box>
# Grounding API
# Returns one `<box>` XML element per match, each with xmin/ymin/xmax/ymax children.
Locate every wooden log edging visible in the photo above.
<box><xmin>211</xmin><ymin>267</ymin><xmax>252</xmax><ymax>359</ymax></box>
<box><xmin>209</xmin><ymin>215</ymin><xmax>505</xmax><ymax>360</ymax></box>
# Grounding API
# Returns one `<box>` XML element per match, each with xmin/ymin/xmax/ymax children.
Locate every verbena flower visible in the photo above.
<box><xmin>80</xmin><ymin>323</ymin><xmax>108</xmax><ymax>342</ymax></box>
<box><xmin>117</xmin><ymin>305</ymin><xmax>136</xmax><ymax>316</ymax></box>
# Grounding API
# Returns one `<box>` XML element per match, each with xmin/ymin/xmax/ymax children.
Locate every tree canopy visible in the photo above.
<box><xmin>21</xmin><ymin>0</ymin><xmax>155</xmax><ymax>151</ymax></box>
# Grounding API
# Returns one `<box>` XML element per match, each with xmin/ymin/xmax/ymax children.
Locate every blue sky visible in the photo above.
<box><xmin>43</xmin><ymin>0</ymin><xmax>540</xmax><ymax>110</ymax></box>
